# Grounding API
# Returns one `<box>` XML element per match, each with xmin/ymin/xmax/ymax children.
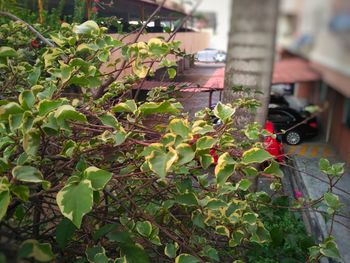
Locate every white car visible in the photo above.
<box><xmin>196</xmin><ymin>49</ymin><xmax>226</xmax><ymax>63</ymax></box>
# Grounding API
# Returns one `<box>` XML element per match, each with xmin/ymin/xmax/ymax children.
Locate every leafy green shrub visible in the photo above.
<box><xmin>246</xmin><ymin>197</ymin><xmax>315</xmax><ymax>263</ymax></box>
<box><xmin>0</xmin><ymin>18</ymin><xmax>344</xmax><ymax>263</ymax></box>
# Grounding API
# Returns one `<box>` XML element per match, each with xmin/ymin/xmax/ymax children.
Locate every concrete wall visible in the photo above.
<box><xmin>328</xmin><ymin>90</ymin><xmax>350</xmax><ymax>163</ymax></box>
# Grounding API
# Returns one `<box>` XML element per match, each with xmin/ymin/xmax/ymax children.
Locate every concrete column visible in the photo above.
<box><xmin>223</xmin><ymin>0</ymin><xmax>279</xmax><ymax>128</ymax></box>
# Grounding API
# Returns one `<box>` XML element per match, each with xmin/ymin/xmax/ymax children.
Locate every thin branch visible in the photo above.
<box><xmin>0</xmin><ymin>11</ymin><xmax>55</xmax><ymax>48</ymax></box>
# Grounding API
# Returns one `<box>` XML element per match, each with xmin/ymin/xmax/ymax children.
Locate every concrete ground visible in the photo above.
<box><xmin>285</xmin><ymin>139</ymin><xmax>350</xmax><ymax>263</ymax></box>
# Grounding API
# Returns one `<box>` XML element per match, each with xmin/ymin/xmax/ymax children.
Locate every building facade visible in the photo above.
<box><xmin>277</xmin><ymin>0</ymin><xmax>350</xmax><ymax>162</ymax></box>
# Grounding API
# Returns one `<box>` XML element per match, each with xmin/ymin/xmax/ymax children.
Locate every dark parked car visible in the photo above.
<box><xmin>269</xmin><ymin>93</ymin><xmax>289</xmax><ymax>107</ymax></box>
<box><xmin>268</xmin><ymin>107</ymin><xmax>318</xmax><ymax>145</ymax></box>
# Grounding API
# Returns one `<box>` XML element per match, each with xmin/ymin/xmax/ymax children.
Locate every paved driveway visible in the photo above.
<box><xmin>286</xmin><ymin>141</ymin><xmax>350</xmax><ymax>263</ymax></box>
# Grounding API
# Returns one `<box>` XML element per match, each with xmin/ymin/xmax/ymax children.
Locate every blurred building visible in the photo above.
<box><xmin>195</xmin><ymin>0</ymin><xmax>231</xmax><ymax>51</ymax></box>
<box><xmin>277</xmin><ymin>0</ymin><xmax>350</xmax><ymax>162</ymax></box>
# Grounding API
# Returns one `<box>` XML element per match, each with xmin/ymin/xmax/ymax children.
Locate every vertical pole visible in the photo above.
<box><xmin>209</xmin><ymin>91</ymin><xmax>213</xmax><ymax>108</ymax></box>
<box><xmin>38</xmin><ymin>0</ymin><xmax>44</xmax><ymax>24</ymax></box>
<box><xmin>86</xmin><ymin>0</ymin><xmax>91</xmax><ymax>19</ymax></box>
<box><xmin>223</xmin><ymin>0</ymin><xmax>279</xmax><ymax>128</ymax></box>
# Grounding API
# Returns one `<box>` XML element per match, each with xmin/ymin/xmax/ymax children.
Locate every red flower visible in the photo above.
<box><xmin>294</xmin><ymin>190</ymin><xmax>302</xmax><ymax>199</ymax></box>
<box><xmin>31</xmin><ymin>39</ymin><xmax>40</xmax><ymax>48</ymax></box>
<box><xmin>209</xmin><ymin>149</ymin><xmax>219</xmax><ymax>165</ymax></box>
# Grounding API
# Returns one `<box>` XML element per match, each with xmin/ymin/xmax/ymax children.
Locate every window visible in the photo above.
<box><xmin>269</xmin><ymin>111</ymin><xmax>294</xmax><ymax>123</ymax></box>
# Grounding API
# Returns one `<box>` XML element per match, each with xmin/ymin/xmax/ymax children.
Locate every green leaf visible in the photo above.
<box><xmin>76</xmin><ymin>43</ymin><xmax>98</xmax><ymax>52</ymax></box>
<box><xmin>203</xmin><ymin>246</ymin><xmax>219</xmax><ymax>262</ymax></box>
<box><xmin>54</xmin><ymin>105</ymin><xmax>87</xmax><ymax>123</ymax></box>
<box><xmin>23</xmin><ymin>129</ymin><xmax>40</xmax><ymax>156</ymax></box>
<box><xmin>242</xmin><ymin>212</ymin><xmax>258</xmax><ymax>225</ymax></box>
<box><xmin>324</xmin><ymin>192</ymin><xmax>341</xmax><ymax>210</ymax></box>
<box><xmin>175</xmin><ymin>254</ymin><xmax>200</xmax><ymax>263</ymax></box>
<box><xmin>112</xmin><ymin>100</ymin><xmax>137</xmax><ymax>114</ymax></box>
<box><xmin>214</xmin><ymin>153</ymin><xmax>235</xmax><ymax>186</ymax></box>
<box><xmin>238</xmin><ymin>179</ymin><xmax>252</xmax><ymax>191</ymax></box>
<box><xmin>73</xmin><ymin>20</ymin><xmax>100</xmax><ymax>35</ymax></box>
<box><xmin>230</xmin><ymin>230</ymin><xmax>245</xmax><ymax>247</ymax></box>
<box><xmin>164</xmin><ymin>243</ymin><xmax>178</xmax><ymax>259</ymax></box>
<box><xmin>12</xmin><ymin>166</ymin><xmax>44</xmax><ymax>183</ymax></box>
<box><xmin>0</xmin><ymin>102</ymin><xmax>23</xmax><ymax>120</ymax></box>
<box><xmin>97</xmin><ymin>50</ymin><xmax>110</xmax><ymax>62</ymax></box>
<box><xmin>28</xmin><ymin>67</ymin><xmax>41</xmax><ymax>86</ymax></box>
<box><xmin>215</xmin><ymin>225</ymin><xmax>230</xmax><ymax>237</ymax></box>
<box><xmin>213</xmin><ymin>102</ymin><xmax>235</xmax><ymax>122</ymax></box>
<box><xmin>0</xmin><ymin>186</ymin><xmax>11</xmax><ymax>221</ymax></box>
<box><xmin>332</xmin><ymin>163</ymin><xmax>345</xmax><ymax>176</ymax></box>
<box><xmin>175</xmin><ymin>193</ymin><xmax>198</xmax><ymax>206</ymax></box>
<box><xmin>250</xmin><ymin>225</ymin><xmax>271</xmax><ymax>244</ymax></box>
<box><xmin>41</xmin><ymin>113</ymin><xmax>60</xmax><ymax>135</ymax></box>
<box><xmin>176</xmin><ymin>143</ymin><xmax>195</xmax><ymax>165</ymax></box>
<box><xmin>320</xmin><ymin>237</ymin><xmax>341</xmax><ymax>259</ymax></box>
<box><xmin>9</xmin><ymin>113</ymin><xmax>23</xmax><ymax>132</ymax></box>
<box><xmin>60</xmin><ymin>65</ymin><xmax>73</xmax><ymax>83</ymax></box>
<box><xmin>242</xmin><ymin>147</ymin><xmax>272</xmax><ymax>164</ymax></box>
<box><xmin>86</xmin><ymin>245</ymin><xmax>105</xmax><ymax>262</ymax></box>
<box><xmin>132</xmin><ymin>62</ymin><xmax>148</xmax><ymax>78</ymax></box>
<box><xmin>19</xmin><ymin>90</ymin><xmax>35</xmax><ymax>110</ymax></box>
<box><xmin>37</xmin><ymin>99</ymin><xmax>67</xmax><ymax>116</ymax></box>
<box><xmin>199</xmin><ymin>154</ymin><xmax>214</xmax><ymax>169</ymax></box>
<box><xmin>84</xmin><ymin>166</ymin><xmax>112</xmax><ymax>191</ymax></box>
<box><xmin>0</xmin><ymin>47</ymin><xmax>17</xmax><ymax>57</ymax></box>
<box><xmin>56</xmin><ymin>179</ymin><xmax>93</xmax><ymax>228</ymax></box>
<box><xmin>319</xmin><ymin>158</ymin><xmax>331</xmax><ymax>173</ymax></box>
<box><xmin>98</xmin><ymin>113</ymin><xmax>120</xmax><ymax>129</ymax></box>
<box><xmin>206</xmin><ymin>198</ymin><xmax>227</xmax><ymax>210</ymax></box>
<box><xmin>136</xmin><ymin>221</ymin><xmax>153</xmax><ymax>237</ymax></box>
<box><xmin>56</xmin><ymin>218</ymin><xmax>77</xmax><ymax>249</ymax></box>
<box><xmin>168</xmin><ymin>119</ymin><xmax>190</xmax><ymax>139</ymax></box>
<box><xmin>93</xmin><ymin>224</ymin><xmax>118</xmax><ymax>241</ymax></box>
<box><xmin>167</xmin><ymin>68</ymin><xmax>177</xmax><ymax>79</ymax></box>
<box><xmin>263</xmin><ymin>161</ymin><xmax>283</xmax><ymax>177</ymax></box>
<box><xmin>139</xmin><ymin>101</ymin><xmax>179</xmax><ymax>115</ymax></box>
<box><xmin>22</xmin><ymin>112</ymin><xmax>34</xmax><ymax>132</ymax></box>
<box><xmin>10</xmin><ymin>185</ymin><xmax>29</xmax><ymax>202</ymax></box>
<box><xmin>243</xmin><ymin>166</ymin><xmax>258</xmax><ymax>177</ymax></box>
<box><xmin>148</xmin><ymin>38</ymin><xmax>169</xmax><ymax>56</ymax></box>
<box><xmin>118</xmin><ymin>243</ymin><xmax>150</xmax><ymax>263</ymax></box>
<box><xmin>18</xmin><ymin>239</ymin><xmax>54</xmax><ymax>262</ymax></box>
<box><xmin>61</xmin><ymin>140</ymin><xmax>77</xmax><ymax>157</ymax></box>
<box><xmin>196</xmin><ymin>136</ymin><xmax>216</xmax><ymax>151</ymax></box>
<box><xmin>146</xmin><ymin>148</ymin><xmax>178</xmax><ymax>178</ymax></box>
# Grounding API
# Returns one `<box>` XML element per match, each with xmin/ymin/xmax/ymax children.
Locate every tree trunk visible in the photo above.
<box><xmin>223</xmin><ymin>0</ymin><xmax>279</xmax><ymax>128</ymax></box>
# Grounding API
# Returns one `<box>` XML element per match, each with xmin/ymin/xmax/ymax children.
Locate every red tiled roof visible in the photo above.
<box><xmin>272</xmin><ymin>58</ymin><xmax>321</xmax><ymax>84</ymax></box>
<box><xmin>202</xmin><ymin>68</ymin><xmax>225</xmax><ymax>89</ymax></box>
